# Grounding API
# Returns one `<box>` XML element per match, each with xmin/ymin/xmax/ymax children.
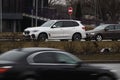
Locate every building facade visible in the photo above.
<box><xmin>1</xmin><ymin>0</ymin><xmax>48</xmax><ymax>32</ymax></box>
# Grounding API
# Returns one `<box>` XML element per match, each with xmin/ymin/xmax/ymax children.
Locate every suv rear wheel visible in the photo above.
<box><xmin>72</xmin><ymin>33</ymin><xmax>81</xmax><ymax>41</ymax></box>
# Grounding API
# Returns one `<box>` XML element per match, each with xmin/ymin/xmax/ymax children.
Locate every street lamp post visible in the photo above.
<box><xmin>31</xmin><ymin>9</ymin><xmax>34</xmax><ymax>27</ymax></box>
<box><xmin>35</xmin><ymin>0</ymin><xmax>38</xmax><ymax>27</ymax></box>
<box><xmin>35</xmin><ymin>0</ymin><xmax>44</xmax><ymax>27</ymax></box>
<box><xmin>41</xmin><ymin>0</ymin><xmax>43</xmax><ymax>12</ymax></box>
<box><xmin>31</xmin><ymin>0</ymin><xmax>35</xmax><ymax>27</ymax></box>
<box><xmin>0</xmin><ymin>0</ymin><xmax>2</xmax><ymax>32</ymax></box>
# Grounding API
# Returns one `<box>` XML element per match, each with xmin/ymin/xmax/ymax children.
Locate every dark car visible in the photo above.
<box><xmin>0</xmin><ymin>47</ymin><xmax>118</xmax><ymax>80</ymax></box>
<box><xmin>86</xmin><ymin>24</ymin><xmax>120</xmax><ymax>41</ymax></box>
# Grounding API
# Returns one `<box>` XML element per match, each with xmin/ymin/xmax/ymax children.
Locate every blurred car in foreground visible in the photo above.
<box><xmin>86</xmin><ymin>24</ymin><xmax>120</xmax><ymax>41</ymax></box>
<box><xmin>23</xmin><ymin>20</ymin><xmax>86</xmax><ymax>41</ymax></box>
<box><xmin>0</xmin><ymin>47</ymin><xmax>118</xmax><ymax>80</ymax></box>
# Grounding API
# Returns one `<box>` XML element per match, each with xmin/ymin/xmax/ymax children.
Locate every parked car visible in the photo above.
<box><xmin>23</xmin><ymin>20</ymin><xmax>86</xmax><ymax>41</ymax></box>
<box><xmin>85</xmin><ymin>24</ymin><xmax>120</xmax><ymax>41</ymax></box>
<box><xmin>0</xmin><ymin>47</ymin><xmax>118</xmax><ymax>80</ymax></box>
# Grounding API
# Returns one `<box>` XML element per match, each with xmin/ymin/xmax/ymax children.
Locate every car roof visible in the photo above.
<box><xmin>49</xmin><ymin>19</ymin><xmax>80</xmax><ymax>22</ymax></box>
<box><xmin>96</xmin><ymin>24</ymin><xmax>119</xmax><ymax>28</ymax></box>
<box><xmin>14</xmin><ymin>47</ymin><xmax>61</xmax><ymax>53</ymax></box>
<box><xmin>0</xmin><ymin>47</ymin><xmax>61</xmax><ymax>62</ymax></box>
<box><xmin>100</xmin><ymin>24</ymin><xmax>119</xmax><ymax>26</ymax></box>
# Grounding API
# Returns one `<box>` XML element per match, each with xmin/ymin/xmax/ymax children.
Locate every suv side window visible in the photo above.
<box><xmin>54</xmin><ymin>21</ymin><xmax>63</xmax><ymax>28</ymax></box>
<box><xmin>33</xmin><ymin>52</ymin><xmax>56</xmax><ymax>63</ymax></box>
<box><xmin>72</xmin><ymin>21</ymin><xmax>79</xmax><ymax>26</ymax></box>
<box><xmin>63</xmin><ymin>21</ymin><xmax>79</xmax><ymax>27</ymax></box>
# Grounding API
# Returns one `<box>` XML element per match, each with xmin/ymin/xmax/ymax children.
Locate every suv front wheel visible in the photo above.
<box><xmin>37</xmin><ymin>33</ymin><xmax>47</xmax><ymax>41</ymax></box>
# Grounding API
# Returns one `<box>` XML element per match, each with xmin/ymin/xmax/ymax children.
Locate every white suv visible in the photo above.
<box><xmin>23</xmin><ymin>20</ymin><xmax>86</xmax><ymax>41</ymax></box>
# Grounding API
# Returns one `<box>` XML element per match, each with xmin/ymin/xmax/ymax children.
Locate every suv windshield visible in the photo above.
<box><xmin>41</xmin><ymin>20</ymin><xmax>55</xmax><ymax>27</ymax></box>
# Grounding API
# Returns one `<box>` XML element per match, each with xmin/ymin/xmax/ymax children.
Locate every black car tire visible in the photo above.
<box><xmin>97</xmin><ymin>76</ymin><xmax>113</xmax><ymax>80</ymax></box>
<box><xmin>95</xmin><ymin>34</ymin><xmax>103</xmax><ymax>41</ymax></box>
<box><xmin>72</xmin><ymin>33</ymin><xmax>81</xmax><ymax>41</ymax></box>
<box><xmin>38</xmin><ymin>33</ymin><xmax>47</xmax><ymax>41</ymax></box>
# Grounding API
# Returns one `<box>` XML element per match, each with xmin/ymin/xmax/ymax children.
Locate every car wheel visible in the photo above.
<box><xmin>72</xmin><ymin>33</ymin><xmax>81</xmax><ymax>41</ymax></box>
<box><xmin>95</xmin><ymin>34</ymin><xmax>103</xmax><ymax>41</ymax></box>
<box><xmin>97</xmin><ymin>76</ymin><xmax>113</xmax><ymax>80</ymax></box>
<box><xmin>38</xmin><ymin>33</ymin><xmax>47</xmax><ymax>41</ymax></box>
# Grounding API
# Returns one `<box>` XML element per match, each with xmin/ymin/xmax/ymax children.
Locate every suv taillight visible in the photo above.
<box><xmin>0</xmin><ymin>66</ymin><xmax>12</xmax><ymax>73</ymax></box>
<box><xmin>82</xmin><ymin>27</ymin><xmax>86</xmax><ymax>31</ymax></box>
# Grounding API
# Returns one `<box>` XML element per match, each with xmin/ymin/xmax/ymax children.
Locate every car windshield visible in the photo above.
<box><xmin>94</xmin><ymin>25</ymin><xmax>107</xmax><ymax>30</ymax></box>
<box><xmin>0</xmin><ymin>50</ymin><xmax>26</xmax><ymax>61</ymax></box>
<box><xmin>40</xmin><ymin>20</ymin><xmax>56</xmax><ymax>27</ymax></box>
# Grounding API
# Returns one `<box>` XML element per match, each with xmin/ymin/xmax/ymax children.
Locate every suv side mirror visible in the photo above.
<box><xmin>52</xmin><ymin>25</ymin><xmax>56</xmax><ymax>28</ymax></box>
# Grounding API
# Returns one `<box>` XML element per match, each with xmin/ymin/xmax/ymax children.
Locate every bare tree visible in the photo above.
<box><xmin>48</xmin><ymin>0</ymin><xmax>66</xmax><ymax>7</ymax></box>
<box><xmin>48</xmin><ymin>0</ymin><xmax>58</xmax><ymax>6</ymax></box>
<box><xmin>95</xmin><ymin>0</ymin><xmax>120</xmax><ymax>23</ymax></box>
<box><xmin>75</xmin><ymin>0</ymin><xmax>120</xmax><ymax>23</ymax></box>
<box><xmin>66</xmin><ymin>0</ymin><xmax>78</xmax><ymax>6</ymax></box>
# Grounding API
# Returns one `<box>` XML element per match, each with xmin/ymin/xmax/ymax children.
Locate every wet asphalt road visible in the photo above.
<box><xmin>92</xmin><ymin>63</ymin><xmax>120</xmax><ymax>80</ymax></box>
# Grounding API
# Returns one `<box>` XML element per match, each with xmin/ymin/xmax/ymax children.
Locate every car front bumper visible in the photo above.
<box><xmin>85</xmin><ymin>33</ymin><xmax>96</xmax><ymax>40</ymax></box>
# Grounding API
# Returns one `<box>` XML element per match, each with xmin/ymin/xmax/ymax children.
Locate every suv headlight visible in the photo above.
<box><xmin>32</xmin><ymin>30</ymin><xmax>39</xmax><ymax>32</ymax></box>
